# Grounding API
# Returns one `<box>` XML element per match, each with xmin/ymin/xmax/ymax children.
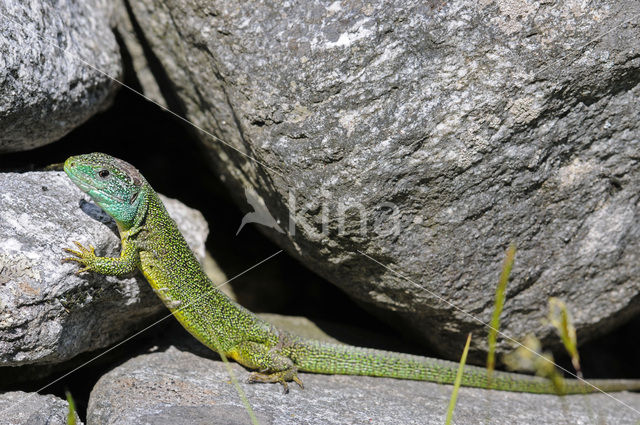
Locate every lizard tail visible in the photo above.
<box><xmin>289</xmin><ymin>339</ymin><xmax>640</xmax><ymax>394</ymax></box>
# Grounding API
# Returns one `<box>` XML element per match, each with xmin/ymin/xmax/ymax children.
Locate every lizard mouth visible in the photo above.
<box><xmin>65</xmin><ymin>170</ymin><xmax>127</xmax><ymax>204</ymax></box>
<box><xmin>68</xmin><ymin>174</ymin><xmax>95</xmax><ymax>193</ymax></box>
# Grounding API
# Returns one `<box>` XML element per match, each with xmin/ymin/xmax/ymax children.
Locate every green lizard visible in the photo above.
<box><xmin>62</xmin><ymin>152</ymin><xmax>640</xmax><ymax>394</ymax></box>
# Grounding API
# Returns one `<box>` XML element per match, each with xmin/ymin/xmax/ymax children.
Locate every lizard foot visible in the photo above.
<box><xmin>62</xmin><ymin>241</ymin><xmax>97</xmax><ymax>274</ymax></box>
<box><xmin>247</xmin><ymin>369</ymin><xmax>304</xmax><ymax>394</ymax></box>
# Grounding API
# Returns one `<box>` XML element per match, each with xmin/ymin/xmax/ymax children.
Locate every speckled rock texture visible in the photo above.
<box><xmin>0</xmin><ymin>0</ymin><xmax>121</xmax><ymax>152</ymax></box>
<box><xmin>0</xmin><ymin>171</ymin><xmax>208</xmax><ymax>366</ymax></box>
<box><xmin>120</xmin><ymin>0</ymin><xmax>640</xmax><ymax>360</ymax></box>
<box><xmin>0</xmin><ymin>391</ymin><xmax>83</xmax><ymax>425</ymax></box>
<box><xmin>87</xmin><ymin>345</ymin><xmax>640</xmax><ymax>425</ymax></box>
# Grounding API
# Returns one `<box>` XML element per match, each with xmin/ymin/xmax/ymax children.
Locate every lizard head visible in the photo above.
<box><xmin>64</xmin><ymin>153</ymin><xmax>147</xmax><ymax>229</ymax></box>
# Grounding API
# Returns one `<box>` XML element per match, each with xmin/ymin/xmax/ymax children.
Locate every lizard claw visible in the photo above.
<box><xmin>72</xmin><ymin>241</ymin><xmax>95</xmax><ymax>255</ymax></box>
<box><xmin>74</xmin><ymin>266</ymin><xmax>90</xmax><ymax>275</ymax></box>
<box><xmin>246</xmin><ymin>369</ymin><xmax>303</xmax><ymax>393</ymax></box>
<box><xmin>62</xmin><ymin>249</ymin><xmax>82</xmax><ymax>258</ymax></box>
<box><xmin>62</xmin><ymin>241</ymin><xmax>97</xmax><ymax>274</ymax></box>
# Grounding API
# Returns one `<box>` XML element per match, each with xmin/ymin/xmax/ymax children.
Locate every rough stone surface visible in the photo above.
<box><xmin>112</xmin><ymin>0</ymin><xmax>167</xmax><ymax>108</ymax></box>
<box><xmin>0</xmin><ymin>0</ymin><xmax>121</xmax><ymax>152</ymax></box>
<box><xmin>87</xmin><ymin>345</ymin><xmax>640</xmax><ymax>425</ymax></box>
<box><xmin>122</xmin><ymin>0</ymin><xmax>640</xmax><ymax>359</ymax></box>
<box><xmin>0</xmin><ymin>391</ymin><xmax>83</xmax><ymax>425</ymax></box>
<box><xmin>0</xmin><ymin>171</ymin><xmax>208</xmax><ymax>366</ymax></box>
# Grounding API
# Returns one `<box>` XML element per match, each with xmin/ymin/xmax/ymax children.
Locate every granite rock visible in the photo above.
<box><xmin>120</xmin><ymin>0</ymin><xmax>640</xmax><ymax>359</ymax></box>
<box><xmin>0</xmin><ymin>391</ymin><xmax>83</xmax><ymax>425</ymax></box>
<box><xmin>87</xmin><ymin>345</ymin><xmax>640</xmax><ymax>425</ymax></box>
<box><xmin>0</xmin><ymin>171</ymin><xmax>207</xmax><ymax>366</ymax></box>
<box><xmin>0</xmin><ymin>0</ymin><xmax>121</xmax><ymax>152</ymax></box>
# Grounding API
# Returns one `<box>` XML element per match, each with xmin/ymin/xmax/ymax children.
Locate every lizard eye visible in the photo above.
<box><xmin>98</xmin><ymin>169</ymin><xmax>110</xmax><ymax>179</ymax></box>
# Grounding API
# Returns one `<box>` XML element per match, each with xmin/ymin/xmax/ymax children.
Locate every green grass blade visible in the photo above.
<box><xmin>445</xmin><ymin>333</ymin><xmax>472</xmax><ymax>425</ymax></box>
<box><xmin>503</xmin><ymin>334</ymin><xmax>566</xmax><ymax>395</ymax></box>
<box><xmin>487</xmin><ymin>243</ymin><xmax>516</xmax><ymax>378</ymax></box>
<box><xmin>65</xmin><ymin>391</ymin><xmax>76</xmax><ymax>425</ymax></box>
<box><xmin>207</xmin><ymin>329</ymin><xmax>260</xmax><ymax>425</ymax></box>
<box><xmin>548</xmin><ymin>297</ymin><xmax>581</xmax><ymax>377</ymax></box>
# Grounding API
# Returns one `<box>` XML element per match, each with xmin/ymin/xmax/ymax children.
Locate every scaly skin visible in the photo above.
<box><xmin>62</xmin><ymin>153</ymin><xmax>640</xmax><ymax>394</ymax></box>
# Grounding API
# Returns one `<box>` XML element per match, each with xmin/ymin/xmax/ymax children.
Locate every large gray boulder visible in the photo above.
<box><xmin>0</xmin><ymin>171</ymin><xmax>207</xmax><ymax>366</ymax></box>
<box><xmin>0</xmin><ymin>0</ymin><xmax>121</xmax><ymax>152</ymax></box>
<box><xmin>87</xmin><ymin>345</ymin><xmax>640</xmax><ymax>425</ymax></box>
<box><xmin>121</xmin><ymin>0</ymin><xmax>640</xmax><ymax>359</ymax></box>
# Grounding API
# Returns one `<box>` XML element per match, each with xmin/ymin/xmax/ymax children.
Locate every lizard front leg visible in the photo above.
<box><xmin>62</xmin><ymin>238</ymin><xmax>139</xmax><ymax>276</ymax></box>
